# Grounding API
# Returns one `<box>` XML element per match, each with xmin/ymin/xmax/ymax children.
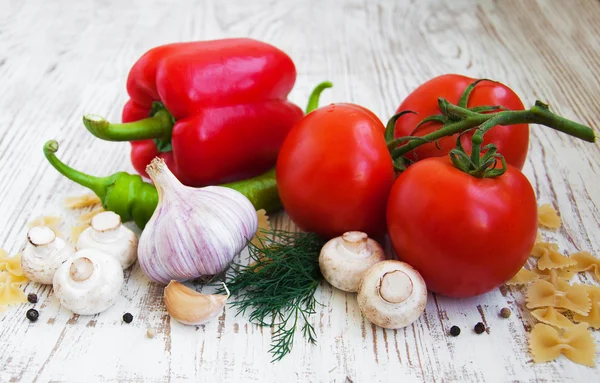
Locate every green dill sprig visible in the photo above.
<box><xmin>218</xmin><ymin>229</ymin><xmax>325</xmax><ymax>362</ymax></box>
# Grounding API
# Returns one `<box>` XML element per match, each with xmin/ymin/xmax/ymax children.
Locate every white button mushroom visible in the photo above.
<box><xmin>357</xmin><ymin>260</ymin><xmax>427</xmax><ymax>329</ymax></box>
<box><xmin>76</xmin><ymin>211</ymin><xmax>138</xmax><ymax>269</ymax></box>
<box><xmin>21</xmin><ymin>226</ymin><xmax>76</xmax><ymax>284</ymax></box>
<box><xmin>319</xmin><ymin>231</ymin><xmax>385</xmax><ymax>292</ymax></box>
<box><xmin>52</xmin><ymin>248</ymin><xmax>124</xmax><ymax>315</ymax></box>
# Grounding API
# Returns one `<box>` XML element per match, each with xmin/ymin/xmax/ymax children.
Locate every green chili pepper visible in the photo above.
<box><xmin>43</xmin><ymin>140</ymin><xmax>281</xmax><ymax>229</ymax></box>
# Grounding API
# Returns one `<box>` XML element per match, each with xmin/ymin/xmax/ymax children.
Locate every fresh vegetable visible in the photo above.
<box><xmin>22</xmin><ymin>226</ymin><xmax>75</xmax><ymax>285</ymax></box>
<box><xmin>387</xmin><ymin>156</ymin><xmax>537</xmax><ymax>297</ymax></box>
<box><xmin>220</xmin><ymin>230</ymin><xmax>325</xmax><ymax>362</ymax></box>
<box><xmin>83</xmin><ymin>38</ymin><xmax>305</xmax><ymax>187</ymax></box>
<box><xmin>53</xmin><ymin>249</ymin><xmax>124</xmax><ymax>315</ymax></box>
<box><xmin>138</xmin><ymin>158</ymin><xmax>258</xmax><ymax>284</ymax></box>
<box><xmin>276</xmin><ymin>103</ymin><xmax>395</xmax><ymax>239</ymax></box>
<box><xmin>164</xmin><ymin>281</ymin><xmax>229</xmax><ymax>325</ymax></box>
<box><xmin>43</xmin><ymin>140</ymin><xmax>280</xmax><ymax>229</ymax></box>
<box><xmin>76</xmin><ymin>211</ymin><xmax>138</xmax><ymax>270</ymax></box>
<box><xmin>357</xmin><ymin>260</ymin><xmax>427</xmax><ymax>329</ymax></box>
<box><xmin>319</xmin><ymin>231</ymin><xmax>385</xmax><ymax>293</ymax></box>
<box><xmin>392</xmin><ymin>75</ymin><xmax>530</xmax><ymax>169</ymax></box>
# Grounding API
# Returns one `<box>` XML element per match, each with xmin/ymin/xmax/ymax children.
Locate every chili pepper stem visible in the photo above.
<box><xmin>391</xmin><ymin>98</ymin><xmax>595</xmax><ymax>160</ymax></box>
<box><xmin>43</xmin><ymin>140</ymin><xmax>111</xmax><ymax>199</ymax></box>
<box><xmin>305</xmin><ymin>81</ymin><xmax>333</xmax><ymax>114</ymax></box>
<box><xmin>82</xmin><ymin>108</ymin><xmax>174</xmax><ymax>142</ymax></box>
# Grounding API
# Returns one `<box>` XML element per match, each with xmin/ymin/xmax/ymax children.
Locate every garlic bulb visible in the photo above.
<box><xmin>52</xmin><ymin>248</ymin><xmax>124</xmax><ymax>315</ymax></box>
<box><xmin>164</xmin><ymin>281</ymin><xmax>229</xmax><ymax>325</ymax></box>
<box><xmin>21</xmin><ymin>226</ymin><xmax>76</xmax><ymax>284</ymax></box>
<box><xmin>138</xmin><ymin>158</ymin><xmax>258</xmax><ymax>284</ymax></box>
<box><xmin>319</xmin><ymin>231</ymin><xmax>385</xmax><ymax>292</ymax></box>
<box><xmin>77</xmin><ymin>211</ymin><xmax>138</xmax><ymax>269</ymax></box>
<box><xmin>357</xmin><ymin>260</ymin><xmax>427</xmax><ymax>329</ymax></box>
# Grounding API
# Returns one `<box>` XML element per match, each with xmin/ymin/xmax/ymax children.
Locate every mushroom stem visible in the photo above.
<box><xmin>70</xmin><ymin>257</ymin><xmax>94</xmax><ymax>282</ymax></box>
<box><xmin>341</xmin><ymin>231</ymin><xmax>369</xmax><ymax>253</ymax></box>
<box><xmin>90</xmin><ymin>211</ymin><xmax>122</xmax><ymax>243</ymax></box>
<box><xmin>28</xmin><ymin>226</ymin><xmax>56</xmax><ymax>247</ymax></box>
<box><xmin>379</xmin><ymin>270</ymin><xmax>414</xmax><ymax>304</ymax></box>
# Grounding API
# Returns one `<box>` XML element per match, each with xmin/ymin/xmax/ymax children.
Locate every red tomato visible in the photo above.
<box><xmin>276</xmin><ymin>104</ymin><xmax>395</xmax><ymax>239</ymax></box>
<box><xmin>394</xmin><ymin>74</ymin><xmax>529</xmax><ymax>169</ymax></box>
<box><xmin>386</xmin><ymin>157</ymin><xmax>537</xmax><ymax>297</ymax></box>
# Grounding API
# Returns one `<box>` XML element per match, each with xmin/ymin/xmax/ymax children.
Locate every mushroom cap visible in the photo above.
<box><xmin>319</xmin><ymin>232</ymin><xmax>385</xmax><ymax>293</ymax></box>
<box><xmin>76</xmin><ymin>220</ymin><xmax>138</xmax><ymax>270</ymax></box>
<box><xmin>21</xmin><ymin>226</ymin><xmax>75</xmax><ymax>285</ymax></box>
<box><xmin>52</xmin><ymin>248</ymin><xmax>124</xmax><ymax>315</ymax></box>
<box><xmin>357</xmin><ymin>260</ymin><xmax>427</xmax><ymax>329</ymax></box>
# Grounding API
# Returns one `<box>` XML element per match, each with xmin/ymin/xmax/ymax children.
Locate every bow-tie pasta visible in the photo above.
<box><xmin>529</xmin><ymin>323</ymin><xmax>595</xmax><ymax>366</ymax></box>
<box><xmin>532</xmin><ymin>242</ymin><xmax>576</xmax><ymax>270</ymax></box>
<box><xmin>573</xmin><ymin>286</ymin><xmax>600</xmax><ymax>329</ymax></box>
<box><xmin>531</xmin><ymin>307</ymin><xmax>575</xmax><ymax>329</ymax></box>
<box><xmin>569</xmin><ymin>252</ymin><xmax>600</xmax><ymax>283</ymax></box>
<box><xmin>64</xmin><ymin>193</ymin><xmax>101</xmax><ymax>209</ymax></box>
<box><xmin>506</xmin><ymin>267</ymin><xmax>538</xmax><ymax>285</ymax></box>
<box><xmin>526</xmin><ymin>279</ymin><xmax>590</xmax><ymax>315</ymax></box>
<box><xmin>0</xmin><ymin>250</ymin><xmax>24</xmax><ymax>276</ymax></box>
<box><xmin>0</xmin><ymin>271</ymin><xmax>28</xmax><ymax>306</ymax></box>
<box><xmin>538</xmin><ymin>204</ymin><xmax>562</xmax><ymax>229</ymax></box>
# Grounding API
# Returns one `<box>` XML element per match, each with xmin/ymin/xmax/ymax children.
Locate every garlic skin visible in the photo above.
<box><xmin>138</xmin><ymin>158</ymin><xmax>258</xmax><ymax>284</ymax></box>
<box><xmin>164</xmin><ymin>281</ymin><xmax>229</xmax><ymax>325</ymax></box>
<box><xmin>357</xmin><ymin>260</ymin><xmax>427</xmax><ymax>329</ymax></box>
<box><xmin>77</xmin><ymin>211</ymin><xmax>138</xmax><ymax>269</ymax></box>
<box><xmin>319</xmin><ymin>231</ymin><xmax>385</xmax><ymax>292</ymax></box>
<box><xmin>52</xmin><ymin>248</ymin><xmax>124</xmax><ymax>315</ymax></box>
<box><xmin>21</xmin><ymin>226</ymin><xmax>76</xmax><ymax>284</ymax></box>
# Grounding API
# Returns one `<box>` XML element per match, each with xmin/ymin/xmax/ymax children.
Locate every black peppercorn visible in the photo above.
<box><xmin>26</xmin><ymin>308</ymin><xmax>39</xmax><ymax>322</ymax></box>
<box><xmin>474</xmin><ymin>322</ymin><xmax>486</xmax><ymax>334</ymax></box>
<box><xmin>27</xmin><ymin>293</ymin><xmax>38</xmax><ymax>304</ymax></box>
<box><xmin>449</xmin><ymin>325</ymin><xmax>461</xmax><ymax>336</ymax></box>
<box><xmin>123</xmin><ymin>313</ymin><xmax>133</xmax><ymax>323</ymax></box>
<box><xmin>500</xmin><ymin>307</ymin><xmax>511</xmax><ymax>318</ymax></box>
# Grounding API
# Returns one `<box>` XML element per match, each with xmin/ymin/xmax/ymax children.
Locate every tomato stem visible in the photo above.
<box><xmin>390</xmin><ymin>98</ymin><xmax>595</xmax><ymax>161</ymax></box>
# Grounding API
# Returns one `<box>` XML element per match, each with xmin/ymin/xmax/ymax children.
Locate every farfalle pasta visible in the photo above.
<box><xmin>64</xmin><ymin>193</ymin><xmax>101</xmax><ymax>209</ymax></box>
<box><xmin>532</xmin><ymin>267</ymin><xmax>574</xmax><ymax>286</ymax></box>
<box><xmin>526</xmin><ymin>279</ymin><xmax>590</xmax><ymax>315</ymax></box>
<box><xmin>529</xmin><ymin>323</ymin><xmax>595</xmax><ymax>366</ymax></box>
<box><xmin>573</xmin><ymin>286</ymin><xmax>600</xmax><ymax>329</ymax></box>
<box><xmin>506</xmin><ymin>267</ymin><xmax>538</xmax><ymax>285</ymax></box>
<box><xmin>531</xmin><ymin>307</ymin><xmax>575</xmax><ymax>329</ymax></box>
<box><xmin>0</xmin><ymin>250</ymin><xmax>23</xmax><ymax>276</ymax></box>
<box><xmin>569</xmin><ymin>252</ymin><xmax>600</xmax><ymax>283</ymax></box>
<box><xmin>531</xmin><ymin>242</ymin><xmax>576</xmax><ymax>270</ymax></box>
<box><xmin>0</xmin><ymin>271</ymin><xmax>28</xmax><ymax>306</ymax></box>
<box><xmin>538</xmin><ymin>204</ymin><xmax>562</xmax><ymax>229</ymax></box>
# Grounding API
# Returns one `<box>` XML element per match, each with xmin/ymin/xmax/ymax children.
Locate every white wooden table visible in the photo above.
<box><xmin>1</xmin><ymin>0</ymin><xmax>600</xmax><ymax>381</ymax></box>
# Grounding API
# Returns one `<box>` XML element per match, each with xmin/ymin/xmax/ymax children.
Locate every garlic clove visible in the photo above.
<box><xmin>319</xmin><ymin>231</ymin><xmax>386</xmax><ymax>292</ymax></box>
<box><xmin>21</xmin><ymin>225</ymin><xmax>76</xmax><ymax>284</ymax></box>
<box><xmin>164</xmin><ymin>281</ymin><xmax>229</xmax><ymax>325</ymax></box>
<box><xmin>76</xmin><ymin>211</ymin><xmax>138</xmax><ymax>270</ymax></box>
<box><xmin>52</xmin><ymin>248</ymin><xmax>124</xmax><ymax>315</ymax></box>
<box><xmin>357</xmin><ymin>260</ymin><xmax>427</xmax><ymax>329</ymax></box>
<box><xmin>138</xmin><ymin>158</ymin><xmax>258</xmax><ymax>284</ymax></box>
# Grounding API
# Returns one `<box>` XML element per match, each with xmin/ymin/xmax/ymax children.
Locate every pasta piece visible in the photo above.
<box><xmin>71</xmin><ymin>224</ymin><xmax>90</xmax><ymax>243</ymax></box>
<box><xmin>506</xmin><ymin>268</ymin><xmax>538</xmax><ymax>285</ymax></box>
<box><xmin>531</xmin><ymin>307</ymin><xmax>575</xmax><ymax>329</ymax></box>
<box><xmin>529</xmin><ymin>323</ymin><xmax>595</xmax><ymax>366</ymax></box>
<box><xmin>568</xmin><ymin>252</ymin><xmax>600</xmax><ymax>283</ymax></box>
<box><xmin>78</xmin><ymin>207</ymin><xmax>105</xmax><ymax>223</ymax></box>
<box><xmin>538</xmin><ymin>204</ymin><xmax>561</xmax><ymax>229</ymax></box>
<box><xmin>0</xmin><ymin>271</ymin><xmax>28</xmax><ymax>306</ymax></box>
<box><xmin>532</xmin><ymin>242</ymin><xmax>576</xmax><ymax>270</ymax></box>
<box><xmin>573</xmin><ymin>285</ymin><xmax>600</xmax><ymax>329</ymax></box>
<box><xmin>533</xmin><ymin>268</ymin><xmax>574</xmax><ymax>286</ymax></box>
<box><xmin>251</xmin><ymin>209</ymin><xmax>271</xmax><ymax>248</ymax></box>
<box><xmin>526</xmin><ymin>279</ymin><xmax>590</xmax><ymax>315</ymax></box>
<box><xmin>0</xmin><ymin>250</ymin><xmax>24</xmax><ymax>276</ymax></box>
<box><xmin>64</xmin><ymin>194</ymin><xmax>101</xmax><ymax>209</ymax></box>
<box><xmin>535</xmin><ymin>231</ymin><xmax>543</xmax><ymax>244</ymax></box>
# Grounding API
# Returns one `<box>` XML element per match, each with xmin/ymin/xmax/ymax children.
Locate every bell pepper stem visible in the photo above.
<box><xmin>82</xmin><ymin>108</ymin><xmax>174</xmax><ymax>142</ymax></box>
<box><xmin>43</xmin><ymin>140</ymin><xmax>110</xmax><ymax>200</ymax></box>
<box><xmin>305</xmin><ymin>81</ymin><xmax>333</xmax><ymax>114</ymax></box>
<box><xmin>391</xmin><ymin>99</ymin><xmax>596</xmax><ymax>159</ymax></box>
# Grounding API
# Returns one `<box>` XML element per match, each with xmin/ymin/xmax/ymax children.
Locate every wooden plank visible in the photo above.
<box><xmin>1</xmin><ymin>0</ymin><xmax>599</xmax><ymax>382</ymax></box>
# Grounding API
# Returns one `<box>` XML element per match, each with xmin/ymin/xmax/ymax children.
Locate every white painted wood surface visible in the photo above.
<box><xmin>1</xmin><ymin>0</ymin><xmax>600</xmax><ymax>381</ymax></box>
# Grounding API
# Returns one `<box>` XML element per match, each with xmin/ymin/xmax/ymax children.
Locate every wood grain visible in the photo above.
<box><xmin>1</xmin><ymin>0</ymin><xmax>599</xmax><ymax>382</ymax></box>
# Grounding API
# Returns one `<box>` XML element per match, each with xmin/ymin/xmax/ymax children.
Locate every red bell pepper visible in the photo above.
<box><xmin>83</xmin><ymin>38</ymin><xmax>304</xmax><ymax>186</ymax></box>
